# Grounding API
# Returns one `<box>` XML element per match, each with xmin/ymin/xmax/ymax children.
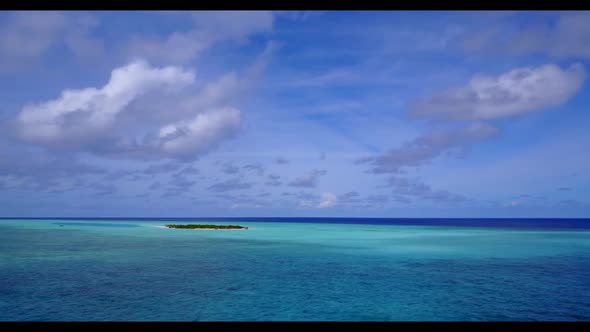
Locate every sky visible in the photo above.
<box><xmin>0</xmin><ymin>10</ymin><xmax>589</xmax><ymax>218</ymax></box>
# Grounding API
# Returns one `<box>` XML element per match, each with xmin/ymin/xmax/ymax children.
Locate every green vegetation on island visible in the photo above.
<box><xmin>165</xmin><ymin>224</ymin><xmax>248</xmax><ymax>230</ymax></box>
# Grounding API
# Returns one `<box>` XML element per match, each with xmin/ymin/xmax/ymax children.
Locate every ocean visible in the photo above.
<box><xmin>1</xmin><ymin>218</ymin><xmax>589</xmax><ymax>321</ymax></box>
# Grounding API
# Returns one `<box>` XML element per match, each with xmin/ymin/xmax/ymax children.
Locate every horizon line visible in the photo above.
<box><xmin>2</xmin><ymin>217</ymin><xmax>590</xmax><ymax>220</ymax></box>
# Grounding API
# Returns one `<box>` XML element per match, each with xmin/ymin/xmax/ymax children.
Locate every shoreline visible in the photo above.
<box><xmin>150</xmin><ymin>225</ymin><xmax>251</xmax><ymax>230</ymax></box>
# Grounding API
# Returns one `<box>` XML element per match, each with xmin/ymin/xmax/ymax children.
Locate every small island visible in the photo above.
<box><xmin>165</xmin><ymin>224</ymin><xmax>248</xmax><ymax>230</ymax></box>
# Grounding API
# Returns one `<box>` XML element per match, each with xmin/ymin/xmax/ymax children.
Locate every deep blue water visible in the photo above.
<box><xmin>1</xmin><ymin>218</ymin><xmax>590</xmax><ymax>321</ymax></box>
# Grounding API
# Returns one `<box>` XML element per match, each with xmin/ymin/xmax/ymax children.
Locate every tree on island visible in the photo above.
<box><xmin>165</xmin><ymin>224</ymin><xmax>248</xmax><ymax>230</ymax></box>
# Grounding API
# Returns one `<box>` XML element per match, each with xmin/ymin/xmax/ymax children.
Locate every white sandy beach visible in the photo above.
<box><xmin>150</xmin><ymin>225</ymin><xmax>251</xmax><ymax>230</ymax></box>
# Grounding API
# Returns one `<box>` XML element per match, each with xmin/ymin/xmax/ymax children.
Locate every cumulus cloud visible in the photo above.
<box><xmin>17</xmin><ymin>59</ymin><xmax>194</xmax><ymax>143</ymax></box>
<box><xmin>208</xmin><ymin>178</ymin><xmax>253</xmax><ymax>192</ymax></box>
<box><xmin>14</xmin><ymin>59</ymin><xmax>243</xmax><ymax>161</ymax></box>
<box><xmin>152</xmin><ymin>107</ymin><xmax>242</xmax><ymax>160</ymax></box>
<box><xmin>318</xmin><ymin>192</ymin><xmax>337</xmax><ymax>208</ymax></box>
<box><xmin>358</xmin><ymin>122</ymin><xmax>498</xmax><ymax>174</ymax></box>
<box><xmin>369</xmin><ymin>62</ymin><xmax>586</xmax><ymax>205</ymax></box>
<box><xmin>411</xmin><ymin>63</ymin><xmax>586</xmax><ymax>120</ymax></box>
<box><xmin>288</xmin><ymin>169</ymin><xmax>327</xmax><ymax>188</ymax></box>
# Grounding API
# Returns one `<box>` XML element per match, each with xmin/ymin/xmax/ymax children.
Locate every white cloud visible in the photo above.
<box><xmin>547</xmin><ymin>12</ymin><xmax>590</xmax><ymax>58</ymax></box>
<box><xmin>190</xmin><ymin>11</ymin><xmax>274</xmax><ymax>42</ymax></box>
<box><xmin>18</xmin><ymin>59</ymin><xmax>194</xmax><ymax>143</ymax></box>
<box><xmin>412</xmin><ymin>63</ymin><xmax>586</xmax><ymax>120</ymax></box>
<box><xmin>126</xmin><ymin>11</ymin><xmax>274</xmax><ymax>64</ymax></box>
<box><xmin>15</xmin><ymin>59</ymin><xmax>243</xmax><ymax>161</ymax></box>
<box><xmin>298</xmin><ymin>200</ymin><xmax>315</xmax><ymax>208</ymax></box>
<box><xmin>318</xmin><ymin>192</ymin><xmax>337</xmax><ymax>208</ymax></box>
<box><xmin>0</xmin><ymin>12</ymin><xmax>104</xmax><ymax>71</ymax></box>
<box><xmin>0</xmin><ymin>11</ymin><xmax>275</xmax><ymax>71</ymax></box>
<box><xmin>155</xmin><ymin>108</ymin><xmax>242</xmax><ymax>160</ymax></box>
<box><xmin>63</xmin><ymin>14</ymin><xmax>105</xmax><ymax>60</ymax></box>
<box><xmin>358</xmin><ymin>122</ymin><xmax>499</xmax><ymax>174</ymax></box>
<box><xmin>0</xmin><ymin>11</ymin><xmax>66</xmax><ymax>59</ymax></box>
<box><xmin>126</xmin><ymin>31</ymin><xmax>211</xmax><ymax>65</ymax></box>
<box><xmin>457</xmin><ymin>12</ymin><xmax>590</xmax><ymax>59</ymax></box>
<box><xmin>274</xmin><ymin>11</ymin><xmax>324</xmax><ymax>22</ymax></box>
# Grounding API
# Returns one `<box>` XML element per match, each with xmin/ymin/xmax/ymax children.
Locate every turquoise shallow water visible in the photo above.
<box><xmin>1</xmin><ymin>219</ymin><xmax>590</xmax><ymax>321</ymax></box>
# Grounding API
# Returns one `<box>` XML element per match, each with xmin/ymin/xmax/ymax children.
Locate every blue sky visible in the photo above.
<box><xmin>1</xmin><ymin>10</ymin><xmax>589</xmax><ymax>218</ymax></box>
